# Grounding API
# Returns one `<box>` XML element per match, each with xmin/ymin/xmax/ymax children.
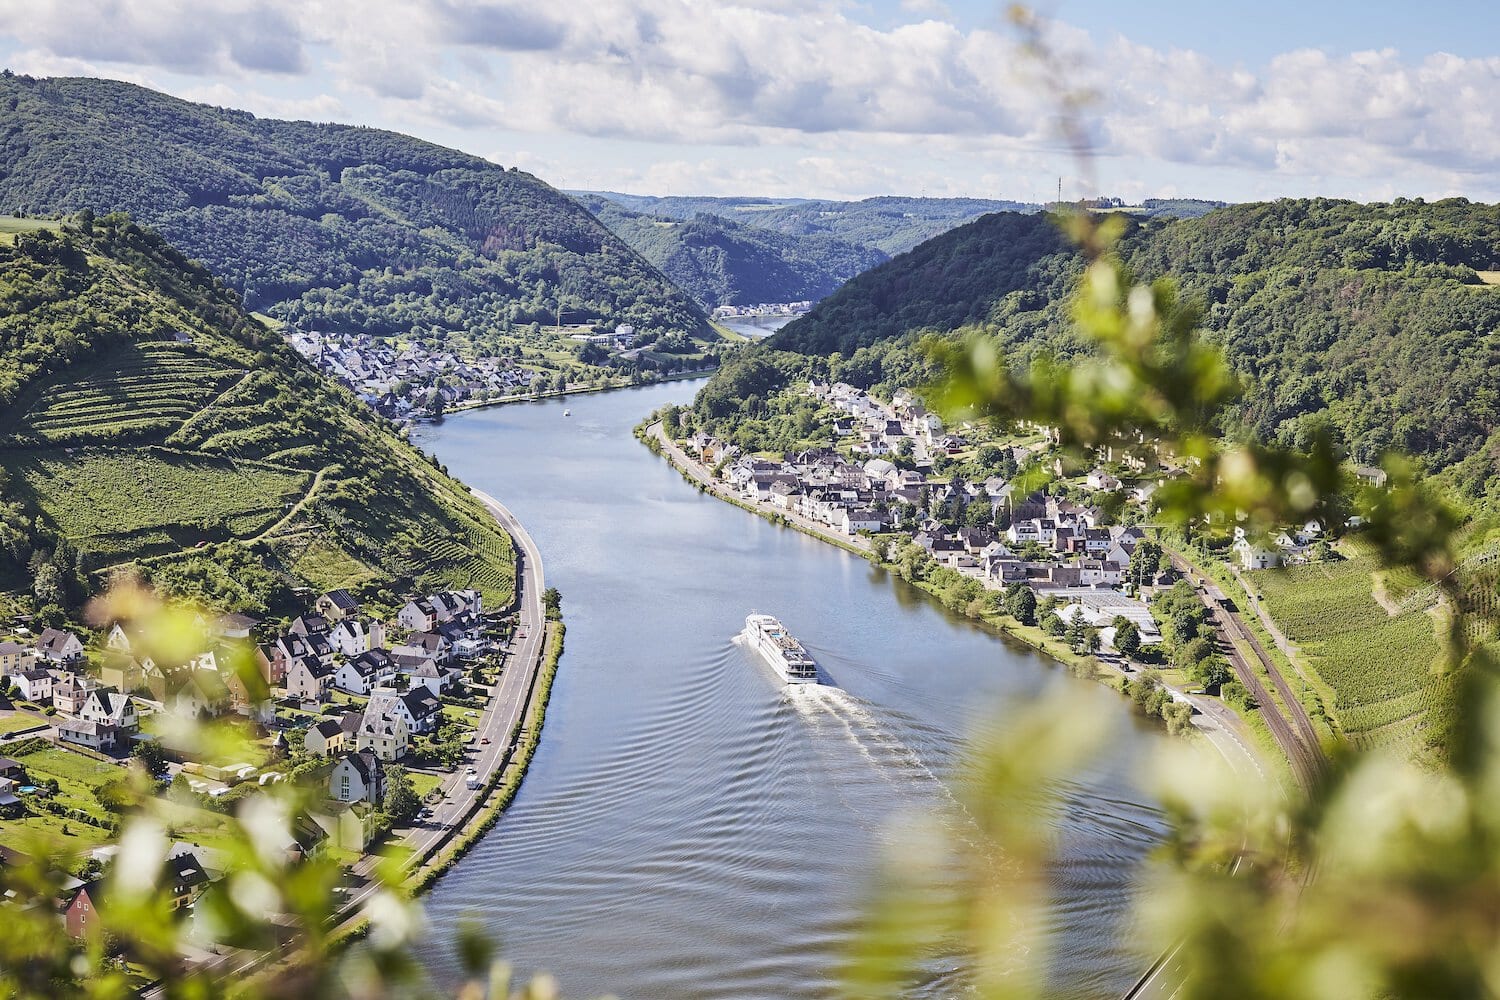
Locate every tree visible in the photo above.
<box><xmin>1113</xmin><ymin>619</ymin><xmax>1142</xmax><ymax>659</ymax></box>
<box><xmin>131</xmin><ymin>738</ymin><xmax>167</xmax><ymax>776</ymax></box>
<box><xmin>542</xmin><ymin>587</ymin><xmax>562</xmax><ymax>620</ymax></box>
<box><xmin>1004</xmin><ymin>584</ymin><xmax>1037</xmax><ymax>626</ymax></box>
<box><xmin>382</xmin><ymin>764</ymin><xmax>421</xmax><ymax>824</ymax></box>
<box><xmin>1128</xmin><ymin>539</ymin><xmax>1164</xmax><ymax>587</ymax></box>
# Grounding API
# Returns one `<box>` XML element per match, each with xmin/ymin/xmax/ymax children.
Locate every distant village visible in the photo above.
<box><xmin>681</xmin><ymin>381</ymin><xmax>1390</xmax><ymax>655</ymax></box>
<box><xmin>287</xmin><ymin>330</ymin><xmax>535</xmax><ymax>422</ymax></box>
<box><xmin>711</xmin><ymin>302</ymin><xmax>814</xmax><ymax>320</ymax></box>
<box><xmin>0</xmin><ymin>585</ymin><xmax>507</xmax><ymax>933</ymax></box>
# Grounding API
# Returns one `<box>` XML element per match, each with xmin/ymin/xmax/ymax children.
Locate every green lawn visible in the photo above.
<box><xmin>440</xmin><ymin>704</ymin><xmax>480</xmax><ymax>728</ymax></box>
<box><xmin>0</xmin><ymin>714</ymin><xmax>46</xmax><ymax>736</ymax></box>
<box><xmin>408</xmin><ymin>772</ymin><xmax>444</xmax><ymax>801</ymax></box>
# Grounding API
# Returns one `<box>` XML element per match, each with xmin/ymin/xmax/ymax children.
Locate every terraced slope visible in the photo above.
<box><xmin>0</xmin><ymin>215</ymin><xmax>513</xmax><ymax>614</ymax></box>
<box><xmin>1248</xmin><ymin>542</ymin><xmax>1448</xmax><ymax>756</ymax></box>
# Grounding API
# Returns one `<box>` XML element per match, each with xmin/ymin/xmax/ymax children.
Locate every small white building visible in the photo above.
<box><xmin>329</xmin><ymin>751</ymin><xmax>386</xmax><ymax>806</ymax></box>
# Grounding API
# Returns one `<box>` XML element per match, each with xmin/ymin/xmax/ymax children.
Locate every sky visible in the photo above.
<box><xmin>1</xmin><ymin>0</ymin><xmax>1496</xmax><ymax>204</ymax></box>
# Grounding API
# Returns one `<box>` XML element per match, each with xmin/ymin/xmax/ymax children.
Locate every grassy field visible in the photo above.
<box><xmin>0</xmin><ymin>810</ymin><xmax>112</xmax><ymax>856</ymax></box>
<box><xmin>0</xmin><ymin>714</ymin><xmax>46</xmax><ymax>736</ymax></box>
<box><xmin>1248</xmin><ymin>543</ymin><xmax>1446</xmax><ymax>754</ymax></box>
<box><xmin>13</xmin><ymin>745</ymin><xmax>124</xmax><ymax>821</ymax></box>
<box><xmin>408</xmin><ymin>771</ymin><xmax>444</xmax><ymax>801</ymax></box>
<box><xmin>0</xmin><ymin>216</ymin><xmax>59</xmax><ymax>246</ymax></box>
<box><xmin>9</xmin><ymin>448</ymin><xmax>309</xmax><ymax>559</ymax></box>
<box><xmin>279</xmin><ymin>536</ymin><xmax>380</xmax><ymax>594</ymax></box>
<box><xmin>1476</xmin><ymin>271</ymin><xmax>1500</xmax><ymax>286</ymax></box>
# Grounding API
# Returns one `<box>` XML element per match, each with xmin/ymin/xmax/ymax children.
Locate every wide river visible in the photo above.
<box><xmin>411</xmin><ymin>381</ymin><xmax>1166</xmax><ymax>999</ymax></box>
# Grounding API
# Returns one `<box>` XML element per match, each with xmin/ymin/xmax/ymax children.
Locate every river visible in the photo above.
<box><xmin>410</xmin><ymin>381</ymin><xmax>1166</xmax><ymax>999</ymax></box>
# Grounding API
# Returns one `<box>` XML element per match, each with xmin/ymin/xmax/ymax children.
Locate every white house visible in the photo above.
<box><xmin>330</xmin><ymin>619</ymin><xmax>377</xmax><ymax>657</ymax></box>
<box><xmin>397</xmin><ymin>599</ymin><xmax>438</xmax><ymax>634</ymax></box>
<box><xmin>34</xmin><ymin>628</ymin><xmax>85</xmax><ymax>665</ymax></box>
<box><xmin>841</xmin><ymin>508</ymin><xmax>887</xmax><ymax>534</ymax></box>
<box><xmin>333</xmin><ymin>650</ymin><xmax>397</xmax><ymax>697</ymax></box>
<box><xmin>1233</xmin><ymin>536</ymin><xmax>1282</xmax><ymax>570</ymax></box>
<box><xmin>329</xmin><ymin>751</ymin><xmax>386</xmax><ymax>806</ymax></box>
<box><xmin>408</xmin><ymin>660</ymin><xmax>447</xmax><ymax>696</ymax></box>
<box><xmin>1086</xmin><ymin>469</ymin><xmax>1121</xmax><ymax>491</ymax></box>
<box><xmin>80</xmin><ymin>689</ymin><xmax>138</xmax><ymax>732</ymax></box>
<box><xmin>6</xmin><ymin>669</ymin><xmax>52</xmax><ymax>703</ymax></box>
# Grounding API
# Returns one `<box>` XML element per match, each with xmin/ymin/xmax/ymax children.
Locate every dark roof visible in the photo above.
<box><xmin>342</xmin><ymin>750</ymin><xmax>382</xmax><ymax>785</ymax></box>
<box><xmin>351</xmin><ymin>649</ymin><xmax>393</xmax><ymax>670</ymax></box>
<box><xmin>165</xmin><ymin>852</ymin><xmax>212</xmax><ymax>891</ymax></box>
<box><xmin>36</xmin><ymin>628</ymin><xmax>81</xmax><ymax>654</ymax></box>
<box><xmin>322</xmin><ymin>589</ymin><xmax>359</xmax><ymax>611</ymax></box>
<box><xmin>312</xmin><ymin>719</ymin><xmax>343</xmax><ymax>740</ymax></box>
<box><xmin>66</xmin><ymin>877</ymin><xmax>107</xmax><ymax>911</ymax></box>
<box><xmin>401</xmin><ymin>689</ymin><xmax>441</xmax><ymax>717</ymax></box>
<box><xmin>217</xmin><ymin>613</ymin><xmax>260</xmax><ymax>629</ymax></box>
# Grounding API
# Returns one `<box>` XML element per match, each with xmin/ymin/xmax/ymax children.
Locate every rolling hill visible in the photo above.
<box><xmin>707</xmin><ymin>198</ymin><xmax>1500</xmax><ymax>483</ymax></box>
<box><xmin>0</xmin><ymin>73</ymin><xmax>713</xmax><ymax>351</ymax></box>
<box><xmin>581</xmin><ymin>192</ymin><xmax>1040</xmax><ymax>256</ymax></box>
<box><xmin>577</xmin><ymin>196</ymin><xmax>887</xmax><ymax>308</ymax></box>
<box><xmin>0</xmin><ymin>213</ymin><xmax>515</xmax><ymax>615</ymax></box>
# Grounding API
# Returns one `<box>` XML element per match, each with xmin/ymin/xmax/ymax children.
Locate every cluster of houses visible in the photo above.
<box><xmin>710</xmin><ymin>302</ymin><xmax>813</xmax><ymax>320</ymax></box>
<box><xmin>0</xmin><ymin>589</ymin><xmax>488</xmax><ymax>771</ymax></box>
<box><xmin>287</xmin><ymin>330</ymin><xmax>532</xmax><ymax>421</ymax></box>
<box><xmin>809</xmin><ymin>382</ymin><xmax>970</xmax><ymax>462</ymax></box>
<box><xmin>265</xmin><ymin>589</ymin><xmax>486</xmax><ymax>771</ymax></box>
<box><xmin>680</xmin><ymin>382</ymin><xmax>1176</xmax><ymax>652</ymax></box>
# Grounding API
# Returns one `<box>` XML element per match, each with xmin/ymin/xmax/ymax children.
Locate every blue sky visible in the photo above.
<box><xmin>1</xmin><ymin>1</ymin><xmax>1496</xmax><ymax>203</ymax></box>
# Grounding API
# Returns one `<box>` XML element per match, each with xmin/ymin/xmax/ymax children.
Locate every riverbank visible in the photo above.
<box><xmin>443</xmin><ymin>367</ymin><xmax>716</xmax><ymax>417</ymax></box>
<box><xmin>640</xmin><ymin>418</ymin><xmax>1265</xmax><ymax>778</ymax></box>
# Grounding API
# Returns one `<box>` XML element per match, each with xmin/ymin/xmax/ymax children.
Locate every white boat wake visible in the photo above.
<box><xmin>786</xmin><ymin>684</ymin><xmax>972</xmax><ymax>827</ymax></box>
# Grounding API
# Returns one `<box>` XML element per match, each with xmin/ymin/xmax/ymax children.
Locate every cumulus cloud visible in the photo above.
<box><xmin>1</xmin><ymin>1</ymin><xmax>1496</xmax><ymax>197</ymax></box>
<box><xmin>0</xmin><ymin>0</ymin><xmax>307</xmax><ymax>75</ymax></box>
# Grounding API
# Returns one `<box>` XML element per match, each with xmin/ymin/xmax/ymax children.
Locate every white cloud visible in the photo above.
<box><xmin>1</xmin><ymin>1</ymin><xmax>1496</xmax><ymax>200</ymax></box>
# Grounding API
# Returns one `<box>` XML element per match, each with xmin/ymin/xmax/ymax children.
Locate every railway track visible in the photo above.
<box><xmin>1168</xmin><ymin>552</ymin><xmax>1325</xmax><ymax>791</ymax></box>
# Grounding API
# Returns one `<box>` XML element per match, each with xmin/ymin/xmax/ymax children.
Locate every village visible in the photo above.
<box><xmin>287</xmin><ymin>330</ymin><xmax>536</xmax><ymax>421</ymax></box>
<box><xmin>0</xmin><ymin>585</ymin><xmax>514</xmax><ymax>941</ymax></box>
<box><xmin>678</xmin><ymin>380</ymin><xmax>1387</xmax><ymax>657</ymax></box>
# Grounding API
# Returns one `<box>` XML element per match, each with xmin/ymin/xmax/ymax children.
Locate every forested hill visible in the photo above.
<box><xmin>0</xmin><ymin>214</ymin><xmax>515</xmax><ymax>616</ymax></box>
<box><xmin>0</xmin><ymin>73</ymin><xmax>711</xmax><ymax>343</ymax></box>
<box><xmin>748</xmin><ymin>198</ymin><xmax>1500</xmax><ymax>484</ymax></box>
<box><xmin>580</xmin><ymin>192</ymin><xmax>1041</xmax><ymax>256</ymax></box>
<box><xmin>577</xmin><ymin>196</ymin><xmax>887</xmax><ymax>308</ymax></box>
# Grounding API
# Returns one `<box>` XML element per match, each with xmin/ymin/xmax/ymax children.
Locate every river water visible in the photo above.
<box><xmin>410</xmin><ymin>381</ymin><xmax>1166</xmax><ymax>999</ymax></box>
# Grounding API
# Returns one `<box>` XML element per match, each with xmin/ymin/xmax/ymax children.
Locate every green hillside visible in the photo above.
<box><xmin>580</xmin><ymin>192</ymin><xmax>1040</xmax><ymax>256</ymax></box>
<box><xmin>577</xmin><ymin>196</ymin><xmax>886</xmax><ymax>308</ymax></box>
<box><xmin>0</xmin><ymin>73</ymin><xmax>712</xmax><ymax>352</ymax></box>
<box><xmin>741</xmin><ymin>199</ymin><xmax>1500</xmax><ymax>482</ymax></box>
<box><xmin>0</xmin><ymin>214</ymin><xmax>514</xmax><ymax>615</ymax></box>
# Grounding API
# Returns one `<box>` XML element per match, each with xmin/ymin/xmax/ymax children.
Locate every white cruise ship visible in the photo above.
<box><xmin>743</xmin><ymin>614</ymin><xmax>819</xmax><ymax>684</ymax></box>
